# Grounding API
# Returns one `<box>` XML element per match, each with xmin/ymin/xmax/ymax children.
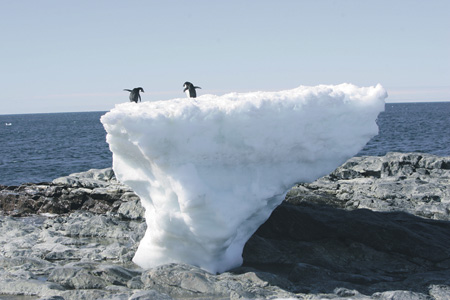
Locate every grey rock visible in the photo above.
<box><xmin>141</xmin><ymin>263</ymin><xmax>296</xmax><ymax>299</ymax></box>
<box><xmin>128</xmin><ymin>290</ymin><xmax>174</xmax><ymax>300</ymax></box>
<box><xmin>117</xmin><ymin>197</ymin><xmax>145</xmax><ymax>220</ymax></box>
<box><xmin>127</xmin><ymin>276</ymin><xmax>144</xmax><ymax>289</ymax></box>
<box><xmin>37</xmin><ymin>296</ymin><xmax>65</xmax><ymax>300</ymax></box>
<box><xmin>0</xmin><ymin>278</ymin><xmax>64</xmax><ymax>297</ymax></box>
<box><xmin>57</xmin><ymin>289</ymin><xmax>129</xmax><ymax>300</ymax></box>
<box><xmin>48</xmin><ymin>266</ymin><xmax>108</xmax><ymax>289</ymax></box>
<box><xmin>1</xmin><ymin>153</ymin><xmax>449</xmax><ymax>300</ymax></box>
<box><xmin>429</xmin><ymin>285</ymin><xmax>450</xmax><ymax>300</ymax></box>
<box><xmin>93</xmin><ymin>265</ymin><xmax>141</xmax><ymax>286</ymax></box>
<box><xmin>287</xmin><ymin>152</ymin><xmax>450</xmax><ymax>221</ymax></box>
<box><xmin>52</xmin><ymin>168</ymin><xmax>117</xmax><ymax>188</ymax></box>
<box><xmin>245</xmin><ymin>200</ymin><xmax>450</xmax><ymax>295</ymax></box>
<box><xmin>1</xmin><ymin>168</ymin><xmax>138</xmax><ymax>216</ymax></box>
<box><xmin>0</xmin><ymin>212</ymin><xmax>144</xmax><ymax>299</ymax></box>
<box><xmin>141</xmin><ymin>263</ymin><xmax>219</xmax><ymax>297</ymax></box>
<box><xmin>0</xmin><ymin>256</ymin><xmax>53</xmax><ymax>271</ymax></box>
<box><xmin>371</xmin><ymin>290</ymin><xmax>430</xmax><ymax>300</ymax></box>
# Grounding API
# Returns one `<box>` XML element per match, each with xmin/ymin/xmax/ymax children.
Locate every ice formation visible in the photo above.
<box><xmin>101</xmin><ymin>83</ymin><xmax>387</xmax><ymax>273</ymax></box>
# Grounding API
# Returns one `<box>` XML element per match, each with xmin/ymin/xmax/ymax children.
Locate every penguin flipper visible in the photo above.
<box><xmin>194</xmin><ymin>86</ymin><xmax>201</xmax><ymax>89</ymax></box>
<box><xmin>183</xmin><ymin>87</ymin><xmax>188</xmax><ymax>92</ymax></box>
<box><xmin>124</xmin><ymin>89</ymin><xmax>132</xmax><ymax>92</ymax></box>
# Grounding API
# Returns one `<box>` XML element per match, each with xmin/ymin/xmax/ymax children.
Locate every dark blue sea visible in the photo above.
<box><xmin>1</xmin><ymin>102</ymin><xmax>449</xmax><ymax>186</ymax></box>
<box><xmin>0</xmin><ymin>112</ymin><xmax>111</xmax><ymax>186</ymax></box>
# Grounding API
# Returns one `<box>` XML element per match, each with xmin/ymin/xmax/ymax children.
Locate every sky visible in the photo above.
<box><xmin>1</xmin><ymin>0</ymin><xmax>449</xmax><ymax>115</ymax></box>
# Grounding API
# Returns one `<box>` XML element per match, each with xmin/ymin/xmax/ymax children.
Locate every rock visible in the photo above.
<box><xmin>141</xmin><ymin>263</ymin><xmax>296</xmax><ymax>299</ymax></box>
<box><xmin>117</xmin><ymin>197</ymin><xmax>145</xmax><ymax>220</ymax></box>
<box><xmin>38</xmin><ymin>296</ymin><xmax>66</xmax><ymax>300</ymax></box>
<box><xmin>0</xmin><ymin>256</ymin><xmax>53</xmax><ymax>271</ymax></box>
<box><xmin>287</xmin><ymin>152</ymin><xmax>450</xmax><ymax>221</ymax></box>
<box><xmin>244</xmin><ymin>199</ymin><xmax>450</xmax><ymax>296</ymax></box>
<box><xmin>141</xmin><ymin>263</ymin><xmax>220</xmax><ymax>297</ymax></box>
<box><xmin>0</xmin><ymin>278</ymin><xmax>64</xmax><ymax>297</ymax></box>
<box><xmin>0</xmin><ymin>153</ymin><xmax>449</xmax><ymax>299</ymax></box>
<box><xmin>57</xmin><ymin>289</ymin><xmax>132</xmax><ymax>300</ymax></box>
<box><xmin>93</xmin><ymin>265</ymin><xmax>141</xmax><ymax>286</ymax></box>
<box><xmin>128</xmin><ymin>290</ymin><xmax>174</xmax><ymax>300</ymax></box>
<box><xmin>429</xmin><ymin>285</ymin><xmax>450</xmax><ymax>300</ymax></box>
<box><xmin>0</xmin><ymin>168</ymin><xmax>140</xmax><ymax>216</ymax></box>
<box><xmin>0</xmin><ymin>212</ymin><xmax>145</xmax><ymax>299</ymax></box>
<box><xmin>52</xmin><ymin>168</ymin><xmax>116</xmax><ymax>188</ymax></box>
<box><xmin>127</xmin><ymin>276</ymin><xmax>144</xmax><ymax>290</ymax></box>
<box><xmin>372</xmin><ymin>290</ymin><xmax>431</xmax><ymax>300</ymax></box>
<box><xmin>48</xmin><ymin>266</ymin><xmax>108</xmax><ymax>289</ymax></box>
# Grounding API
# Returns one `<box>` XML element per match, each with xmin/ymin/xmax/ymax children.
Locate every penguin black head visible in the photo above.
<box><xmin>183</xmin><ymin>82</ymin><xmax>201</xmax><ymax>98</ymax></box>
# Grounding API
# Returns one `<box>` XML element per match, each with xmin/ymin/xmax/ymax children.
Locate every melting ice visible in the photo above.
<box><xmin>101</xmin><ymin>83</ymin><xmax>387</xmax><ymax>273</ymax></box>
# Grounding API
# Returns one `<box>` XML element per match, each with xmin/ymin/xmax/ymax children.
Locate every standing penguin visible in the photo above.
<box><xmin>124</xmin><ymin>87</ymin><xmax>144</xmax><ymax>103</ymax></box>
<box><xmin>183</xmin><ymin>82</ymin><xmax>201</xmax><ymax>98</ymax></box>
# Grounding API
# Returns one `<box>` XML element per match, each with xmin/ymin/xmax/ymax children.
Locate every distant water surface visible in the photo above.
<box><xmin>0</xmin><ymin>102</ymin><xmax>449</xmax><ymax>186</ymax></box>
<box><xmin>359</xmin><ymin>102</ymin><xmax>450</xmax><ymax>157</ymax></box>
<box><xmin>0</xmin><ymin>112</ymin><xmax>111</xmax><ymax>186</ymax></box>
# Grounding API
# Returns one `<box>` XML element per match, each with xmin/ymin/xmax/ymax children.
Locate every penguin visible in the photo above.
<box><xmin>183</xmin><ymin>82</ymin><xmax>201</xmax><ymax>98</ymax></box>
<box><xmin>124</xmin><ymin>87</ymin><xmax>144</xmax><ymax>103</ymax></box>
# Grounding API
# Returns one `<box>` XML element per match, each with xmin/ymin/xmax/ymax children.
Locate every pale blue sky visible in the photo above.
<box><xmin>1</xmin><ymin>0</ymin><xmax>449</xmax><ymax>114</ymax></box>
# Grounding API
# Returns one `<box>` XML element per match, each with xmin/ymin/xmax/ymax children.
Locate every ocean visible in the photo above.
<box><xmin>1</xmin><ymin>102</ymin><xmax>449</xmax><ymax>186</ymax></box>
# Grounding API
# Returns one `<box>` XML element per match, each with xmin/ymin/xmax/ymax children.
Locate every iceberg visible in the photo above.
<box><xmin>101</xmin><ymin>83</ymin><xmax>387</xmax><ymax>274</ymax></box>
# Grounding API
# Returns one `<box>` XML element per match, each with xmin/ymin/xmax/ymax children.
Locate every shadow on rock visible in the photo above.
<box><xmin>243</xmin><ymin>201</ymin><xmax>450</xmax><ymax>295</ymax></box>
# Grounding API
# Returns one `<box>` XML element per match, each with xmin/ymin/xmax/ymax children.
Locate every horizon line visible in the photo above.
<box><xmin>1</xmin><ymin>99</ymin><xmax>449</xmax><ymax>116</ymax></box>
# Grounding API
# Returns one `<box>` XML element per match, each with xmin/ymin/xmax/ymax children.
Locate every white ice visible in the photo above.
<box><xmin>101</xmin><ymin>83</ymin><xmax>387</xmax><ymax>274</ymax></box>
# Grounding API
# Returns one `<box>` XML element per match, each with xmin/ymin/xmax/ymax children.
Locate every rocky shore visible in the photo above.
<box><xmin>0</xmin><ymin>152</ymin><xmax>449</xmax><ymax>299</ymax></box>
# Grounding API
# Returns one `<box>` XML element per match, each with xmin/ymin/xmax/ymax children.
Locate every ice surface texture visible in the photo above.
<box><xmin>101</xmin><ymin>84</ymin><xmax>387</xmax><ymax>273</ymax></box>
